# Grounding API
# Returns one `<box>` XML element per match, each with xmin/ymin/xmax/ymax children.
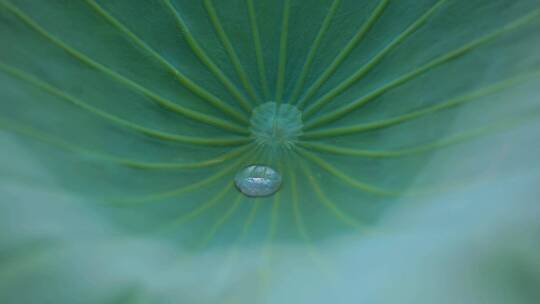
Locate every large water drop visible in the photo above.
<box><xmin>234</xmin><ymin>165</ymin><xmax>282</xmax><ymax>197</ymax></box>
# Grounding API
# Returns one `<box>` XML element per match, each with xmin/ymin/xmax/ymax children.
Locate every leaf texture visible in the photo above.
<box><xmin>1</xmin><ymin>0</ymin><xmax>540</xmax><ymax>303</ymax></box>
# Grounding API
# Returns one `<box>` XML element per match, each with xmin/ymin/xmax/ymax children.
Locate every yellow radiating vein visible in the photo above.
<box><xmin>289</xmin><ymin>0</ymin><xmax>341</xmax><ymax>104</ymax></box>
<box><xmin>246</xmin><ymin>0</ymin><xmax>270</xmax><ymax>99</ymax></box>
<box><xmin>254</xmin><ymin>151</ymin><xmax>283</xmax><ymax>299</ymax></box>
<box><xmin>275</xmin><ymin>0</ymin><xmax>291</xmax><ymax>104</ymax></box>
<box><xmin>0</xmin><ymin>0</ymin><xmax>250</xmax><ymax>130</ymax></box>
<box><xmin>289</xmin><ymin>163</ymin><xmax>310</xmax><ymax>242</ymax></box>
<box><xmin>303</xmin><ymin>0</ymin><xmax>447</xmax><ymax>117</ymax></box>
<box><xmin>0</xmin><ymin>61</ymin><xmax>250</xmax><ymax>147</ymax></box>
<box><xmin>83</xmin><ymin>0</ymin><xmax>250</xmax><ymax>121</ymax></box>
<box><xmin>117</xmin><ymin>145</ymin><xmax>251</xmax><ymax>170</ymax></box>
<box><xmin>162</xmin><ymin>0</ymin><xmax>253</xmax><ymax>112</ymax></box>
<box><xmin>205</xmin><ymin>196</ymin><xmax>262</xmax><ymax>302</ymax></box>
<box><xmin>111</xmin><ymin>146</ymin><xmax>259</xmax><ymax>204</ymax></box>
<box><xmin>254</xmin><ymin>194</ymin><xmax>281</xmax><ymax>304</ymax></box>
<box><xmin>299</xmin><ymin>110</ymin><xmax>540</xmax><ymax>158</ymax></box>
<box><xmin>0</xmin><ymin>117</ymin><xmax>253</xmax><ymax>169</ymax></box>
<box><xmin>302</xmin><ymin>69</ymin><xmax>540</xmax><ymax>138</ymax></box>
<box><xmin>267</xmin><ymin>191</ymin><xmax>282</xmax><ymax>244</ymax></box>
<box><xmin>240</xmin><ymin>198</ymin><xmax>262</xmax><ymax>241</ymax></box>
<box><xmin>288</xmin><ymin>158</ymin><xmax>333</xmax><ymax>276</ymax></box>
<box><xmin>295</xmin><ymin>0</ymin><xmax>390</xmax><ymax>108</ymax></box>
<box><xmin>265</xmin><ymin>148</ymin><xmax>283</xmax><ymax>244</ymax></box>
<box><xmin>296</xmin><ymin>147</ymin><xmax>397</xmax><ymax>196</ymax></box>
<box><xmin>304</xmin><ymin>8</ymin><xmax>540</xmax><ymax>129</ymax></box>
<box><xmin>298</xmin><ymin>160</ymin><xmax>364</xmax><ymax>228</ymax></box>
<box><xmin>197</xmin><ymin>193</ymin><xmax>245</xmax><ymax>249</ymax></box>
<box><xmin>157</xmin><ymin>183</ymin><xmax>234</xmax><ymax>233</ymax></box>
<box><xmin>203</xmin><ymin>0</ymin><xmax>261</xmax><ymax>104</ymax></box>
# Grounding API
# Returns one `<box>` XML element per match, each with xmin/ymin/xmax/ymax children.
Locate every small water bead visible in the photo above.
<box><xmin>234</xmin><ymin>165</ymin><xmax>282</xmax><ymax>197</ymax></box>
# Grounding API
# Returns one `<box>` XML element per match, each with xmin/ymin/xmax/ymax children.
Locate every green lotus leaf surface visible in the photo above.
<box><xmin>1</xmin><ymin>0</ymin><xmax>540</xmax><ymax>303</ymax></box>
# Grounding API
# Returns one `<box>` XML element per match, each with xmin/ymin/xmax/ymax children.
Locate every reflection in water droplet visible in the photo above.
<box><xmin>234</xmin><ymin>165</ymin><xmax>282</xmax><ymax>197</ymax></box>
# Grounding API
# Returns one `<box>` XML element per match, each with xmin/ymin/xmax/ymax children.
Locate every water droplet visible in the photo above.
<box><xmin>234</xmin><ymin>165</ymin><xmax>282</xmax><ymax>197</ymax></box>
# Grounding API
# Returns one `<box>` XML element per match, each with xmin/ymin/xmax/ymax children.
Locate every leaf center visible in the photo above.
<box><xmin>250</xmin><ymin>102</ymin><xmax>303</xmax><ymax>151</ymax></box>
